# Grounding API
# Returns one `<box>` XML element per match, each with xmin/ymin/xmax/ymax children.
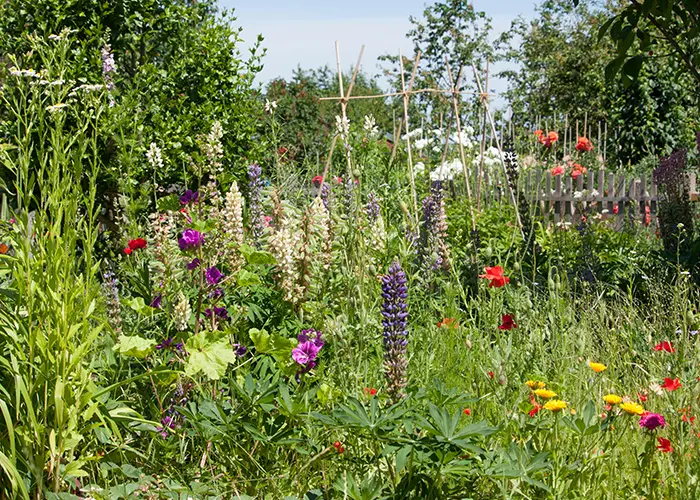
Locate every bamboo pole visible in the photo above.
<box><xmin>399</xmin><ymin>49</ymin><xmax>421</xmax><ymax>219</ymax></box>
<box><xmin>477</xmin><ymin>59</ymin><xmax>489</xmax><ymax>211</ymax></box>
<box><xmin>472</xmin><ymin>64</ymin><xmax>524</xmax><ymax>237</ymax></box>
<box><xmin>334</xmin><ymin>42</ymin><xmax>365</xmax><ymax>180</ymax></box>
<box><xmin>446</xmin><ymin>61</ymin><xmax>476</xmax><ymax>233</ymax></box>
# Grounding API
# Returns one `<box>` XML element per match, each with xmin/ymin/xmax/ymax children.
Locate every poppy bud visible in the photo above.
<box><xmin>465</xmin><ymin>338</ymin><xmax>472</xmax><ymax>349</ymax></box>
<box><xmin>513</xmin><ymin>262</ymin><xmax>521</xmax><ymax>272</ymax></box>
<box><xmin>485</xmin><ymin>247</ymin><xmax>493</xmax><ymax>258</ymax></box>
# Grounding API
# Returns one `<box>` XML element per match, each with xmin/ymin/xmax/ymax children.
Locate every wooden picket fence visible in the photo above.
<box><xmin>473</xmin><ymin>170</ymin><xmax>699</xmax><ymax>228</ymax></box>
<box><xmin>524</xmin><ymin>171</ymin><xmax>699</xmax><ymax>226</ymax></box>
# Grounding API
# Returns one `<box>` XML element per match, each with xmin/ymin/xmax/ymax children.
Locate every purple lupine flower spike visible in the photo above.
<box><xmin>205</xmin><ymin>266</ymin><xmax>223</xmax><ymax>286</ymax></box>
<box><xmin>382</xmin><ymin>260</ymin><xmax>409</xmax><ymax>401</ymax></box>
<box><xmin>365</xmin><ymin>192</ymin><xmax>380</xmax><ymax>224</ymax></box>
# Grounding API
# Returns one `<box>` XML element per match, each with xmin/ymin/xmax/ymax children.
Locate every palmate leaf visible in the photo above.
<box><xmin>185</xmin><ymin>331</ymin><xmax>237</xmax><ymax>380</ymax></box>
<box><xmin>113</xmin><ymin>335</ymin><xmax>156</xmax><ymax>359</ymax></box>
<box><xmin>417</xmin><ymin>404</ymin><xmax>497</xmax><ymax>448</ymax></box>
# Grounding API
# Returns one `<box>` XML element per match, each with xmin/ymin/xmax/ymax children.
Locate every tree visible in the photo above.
<box><xmin>499</xmin><ymin>0</ymin><xmax>698</xmax><ymax>165</ymax></box>
<box><xmin>381</xmin><ymin>0</ymin><xmax>494</xmax><ymax>126</ymax></box>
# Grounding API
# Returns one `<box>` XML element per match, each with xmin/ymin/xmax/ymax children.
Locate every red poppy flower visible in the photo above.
<box><xmin>127</xmin><ymin>238</ymin><xmax>147</xmax><ymax>251</ymax></box>
<box><xmin>278</xmin><ymin>146</ymin><xmax>288</xmax><ymax>155</ymax></box>
<box><xmin>333</xmin><ymin>441</ymin><xmax>345</xmax><ymax>453</ymax></box>
<box><xmin>536</xmin><ymin>130</ymin><xmax>559</xmax><ymax>148</ymax></box>
<box><xmin>364</xmin><ymin>387</ymin><xmax>377</xmax><ymax>396</ymax></box>
<box><xmin>638</xmin><ymin>391</ymin><xmax>648</xmax><ymax>403</ymax></box>
<box><xmin>312</xmin><ymin>175</ymin><xmax>323</xmax><ymax>187</ymax></box>
<box><xmin>463</xmin><ymin>408</ymin><xmax>471</xmax><ymax>416</ymax></box>
<box><xmin>682</xmin><ymin>414</ymin><xmax>696</xmax><ymax>425</ymax></box>
<box><xmin>571</xmin><ymin>164</ymin><xmax>587</xmax><ymax>179</ymax></box>
<box><xmin>123</xmin><ymin>247</ymin><xmax>133</xmax><ymax>255</ymax></box>
<box><xmin>654</xmin><ymin>341</ymin><xmax>675</xmax><ymax>353</ymax></box>
<box><xmin>499</xmin><ymin>314</ymin><xmax>517</xmax><ymax>331</ymax></box>
<box><xmin>657</xmin><ymin>437</ymin><xmax>673</xmax><ymax>453</ymax></box>
<box><xmin>529</xmin><ymin>403</ymin><xmax>542</xmax><ymax>417</ymax></box>
<box><xmin>479</xmin><ymin>266</ymin><xmax>510</xmax><ymax>288</ymax></box>
<box><xmin>335</xmin><ymin>177</ymin><xmax>343</xmax><ymax>184</ymax></box>
<box><xmin>575</xmin><ymin>136</ymin><xmax>594</xmax><ymax>152</ymax></box>
<box><xmin>661</xmin><ymin>378</ymin><xmax>682</xmax><ymax>391</ymax></box>
<box><xmin>613</xmin><ymin>205</ymin><xmax>619</xmax><ymax>214</ymax></box>
<box><xmin>551</xmin><ymin>165</ymin><xmax>565</xmax><ymax>176</ymax></box>
<box><xmin>487</xmin><ymin>371</ymin><xmax>495</xmax><ymax>379</ymax></box>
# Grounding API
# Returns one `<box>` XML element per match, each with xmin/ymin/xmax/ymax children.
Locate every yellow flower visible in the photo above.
<box><xmin>589</xmin><ymin>362</ymin><xmax>607</xmax><ymax>373</ymax></box>
<box><xmin>570</xmin><ymin>409</ymin><xmax>577</xmax><ymax>415</ymax></box>
<box><xmin>544</xmin><ymin>400</ymin><xmax>567</xmax><ymax>412</ymax></box>
<box><xmin>534</xmin><ymin>389</ymin><xmax>557</xmax><ymax>399</ymax></box>
<box><xmin>619</xmin><ymin>402</ymin><xmax>644</xmax><ymax>415</ymax></box>
<box><xmin>603</xmin><ymin>394</ymin><xmax>622</xmax><ymax>405</ymax></box>
<box><xmin>526</xmin><ymin>380</ymin><xmax>546</xmax><ymax>390</ymax></box>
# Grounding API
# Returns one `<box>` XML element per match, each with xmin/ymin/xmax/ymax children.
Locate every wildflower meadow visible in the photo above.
<box><xmin>0</xmin><ymin>0</ymin><xmax>699</xmax><ymax>499</ymax></box>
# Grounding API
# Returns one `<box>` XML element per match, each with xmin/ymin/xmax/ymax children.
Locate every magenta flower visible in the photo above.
<box><xmin>292</xmin><ymin>341</ymin><xmax>322</xmax><ymax>366</ymax></box>
<box><xmin>186</xmin><ymin>258</ymin><xmax>201</xmax><ymax>270</ymax></box>
<box><xmin>639</xmin><ymin>412</ymin><xmax>666</xmax><ymax>431</ymax></box>
<box><xmin>178</xmin><ymin>229</ymin><xmax>204</xmax><ymax>251</ymax></box>
<box><xmin>206</xmin><ymin>266</ymin><xmax>223</xmax><ymax>285</ymax></box>
<box><xmin>292</xmin><ymin>329</ymin><xmax>324</xmax><ymax>381</ymax></box>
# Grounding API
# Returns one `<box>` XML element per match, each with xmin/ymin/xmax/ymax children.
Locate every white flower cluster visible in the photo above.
<box><xmin>471</xmin><ymin>146</ymin><xmax>502</xmax><ymax>169</ymax></box>
<box><xmin>222</xmin><ymin>182</ymin><xmax>245</xmax><ymax>271</ymax></box>
<box><xmin>363</xmin><ymin>115</ymin><xmax>379</xmax><ymax>137</ymax></box>
<box><xmin>264</xmin><ymin>99</ymin><xmax>277</xmax><ymax>113</ymax></box>
<box><xmin>335</xmin><ymin>115</ymin><xmax>350</xmax><ymax>140</ymax></box>
<box><xmin>430</xmin><ymin>158</ymin><xmax>464</xmax><ymax>182</ymax></box>
<box><xmin>173</xmin><ymin>293</ymin><xmax>192</xmax><ymax>331</ymax></box>
<box><xmin>401</xmin><ymin>127</ymin><xmax>423</xmax><ymax>141</ymax></box>
<box><xmin>146</xmin><ymin>143</ymin><xmax>164</xmax><ymax>170</ymax></box>
<box><xmin>204</xmin><ymin>121</ymin><xmax>224</xmax><ymax>174</ymax></box>
<box><xmin>451</xmin><ymin>126</ymin><xmax>476</xmax><ymax>148</ymax></box>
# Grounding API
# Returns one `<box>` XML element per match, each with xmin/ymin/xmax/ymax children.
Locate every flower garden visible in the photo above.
<box><xmin>1</xmin><ymin>0</ymin><xmax>700</xmax><ymax>499</ymax></box>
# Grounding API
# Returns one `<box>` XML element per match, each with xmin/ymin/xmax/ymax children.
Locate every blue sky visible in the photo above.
<box><xmin>222</xmin><ymin>0</ymin><xmax>539</xmax><ymax>104</ymax></box>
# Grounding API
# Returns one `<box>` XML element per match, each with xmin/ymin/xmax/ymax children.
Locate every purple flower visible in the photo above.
<box><xmin>178</xmin><ymin>229</ymin><xmax>204</xmax><ymax>251</ymax></box>
<box><xmin>204</xmin><ymin>306</ymin><xmax>229</xmax><ymax>320</ymax></box>
<box><xmin>292</xmin><ymin>329</ymin><xmax>324</xmax><ymax>381</ymax></box>
<box><xmin>208</xmin><ymin>288</ymin><xmax>224</xmax><ymax>299</ymax></box>
<box><xmin>205</xmin><ymin>266</ymin><xmax>223</xmax><ymax>286</ymax></box>
<box><xmin>365</xmin><ymin>192</ymin><xmax>380</xmax><ymax>223</ymax></box>
<box><xmin>382</xmin><ymin>260</ymin><xmax>408</xmax><ymax>401</ymax></box>
<box><xmin>179</xmin><ymin>189</ymin><xmax>200</xmax><ymax>205</ymax></box>
<box><xmin>157</xmin><ymin>415</ymin><xmax>177</xmax><ymax>438</ymax></box>
<box><xmin>233</xmin><ymin>344</ymin><xmax>247</xmax><ymax>357</ymax></box>
<box><xmin>639</xmin><ymin>413</ymin><xmax>666</xmax><ymax>431</ymax></box>
<box><xmin>156</xmin><ymin>337</ymin><xmax>184</xmax><ymax>352</ymax></box>
<box><xmin>292</xmin><ymin>341</ymin><xmax>322</xmax><ymax>366</ymax></box>
<box><xmin>186</xmin><ymin>258</ymin><xmax>201</xmax><ymax>270</ymax></box>
<box><xmin>150</xmin><ymin>293</ymin><xmax>163</xmax><ymax>309</ymax></box>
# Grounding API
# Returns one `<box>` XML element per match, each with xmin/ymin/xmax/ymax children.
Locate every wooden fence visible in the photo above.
<box><xmin>476</xmin><ymin>170</ymin><xmax>699</xmax><ymax>227</ymax></box>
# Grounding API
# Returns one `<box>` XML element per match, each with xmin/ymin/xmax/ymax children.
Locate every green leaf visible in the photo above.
<box><xmin>237</xmin><ymin>269</ymin><xmax>262</xmax><ymax>287</ymax></box>
<box><xmin>114</xmin><ymin>335</ymin><xmax>157</xmax><ymax>359</ymax></box>
<box><xmin>249</xmin><ymin>328</ymin><xmax>271</xmax><ymax>353</ymax></box>
<box><xmin>185</xmin><ymin>331</ymin><xmax>237</xmax><ymax>380</ymax></box>
<box><xmin>621</xmin><ymin>55</ymin><xmax>645</xmax><ymax>86</ymax></box>
<box><xmin>156</xmin><ymin>194</ymin><xmax>180</xmax><ymax>212</ymax></box>
<box><xmin>125</xmin><ymin>297</ymin><xmax>147</xmax><ymax>313</ymax></box>
<box><xmin>246</xmin><ymin>250</ymin><xmax>276</xmax><ymax>266</ymax></box>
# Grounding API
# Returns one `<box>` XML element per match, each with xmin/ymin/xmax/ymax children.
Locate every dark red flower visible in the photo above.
<box><xmin>312</xmin><ymin>175</ymin><xmax>323</xmax><ymax>187</ymax></box>
<box><xmin>657</xmin><ymin>437</ymin><xmax>673</xmax><ymax>453</ymax></box>
<box><xmin>364</xmin><ymin>387</ymin><xmax>377</xmax><ymax>396</ymax></box>
<box><xmin>487</xmin><ymin>371</ymin><xmax>495</xmax><ymax>379</ymax></box>
<box><xmin>333</xmin><ymin>441</ymin><xmax>345</xmax><ymax>453</ymax></box>
<box><xmin>638</xmin><ymin>391</ymin><xmax>648</xmax><ymax>403</ymax></box>
<box><xmin>661</xmin><ymin>378</ymin><xmax>682</xmax><ymax>391</ymax></box>
<box><xmin>499</xmin><ymin>314</ymin><xmax>517</xmax><ymax>331</ymax></box>
<box><xmin>123</xmin><ymin>247</ymin><xmax>132</xmax><ymax>255</ymax></box>
<box><xmin>127</xmin><ymin>238</ymin><xmax>147</xmax><ymax>251</ymax></box>
<box><xmin>654</xmin><ymin>341</ymin><xmax>675</xmax><ymax>353</ymax></box>
<box><xmin>463</xmin><ymin>408</ymin><xmax>471</xmax><ymax>416</ymax></box>
<box><xmin>479</xmin><ymin>266</ymin><xmax>510</xmax><ymax>288</ymax></box>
